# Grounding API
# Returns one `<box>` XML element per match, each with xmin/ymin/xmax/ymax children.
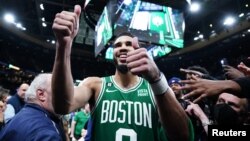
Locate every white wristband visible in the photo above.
<box><xmin>150</xmin><ymin>73</ymin><xmax>169</xmax><ymax>95</ymax></box>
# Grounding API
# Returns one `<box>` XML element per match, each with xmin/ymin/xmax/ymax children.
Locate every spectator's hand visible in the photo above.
<box><xmin>180</xmin><ymin>68</ymin><xmax>204</xmax><ymax>79</ymax></box>
<box><xmin>127</xmin><ymin>38</ymin><xmax>160</xmax><ymax>82</ymax></box>
<box><xmin>238</xmin><ymin>62</ymin><xmax>250</xmax><ymax>76</ymax></box>
<box><xmin>185</xmin><ymin>102</ymin><xmax>209</xmax><ymax>134</ymax></box>
<box><xmin>180</xmin><ymin>77</ymin><xmax>225</xmax><ymax>103</ymax></box>
<box><xmin>223</xmin><ymin>65</ymin><xmax>245</xmax><ymax>79</ymax></box>
<box><xmin>52</xmin><ymin>5</ymin><xmax>81</xmax><ymax>47</ymax></box>
<box><xmin>185</xmin><ymin>102</ymin><xmax>208</xmax><ymax>120</ymax></box>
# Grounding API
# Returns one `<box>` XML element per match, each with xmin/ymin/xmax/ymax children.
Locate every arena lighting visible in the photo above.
<box><xmin>223</xmin><ymin>16</ymin><xmax>236</xmax><ymax>26</ymax></box>
<box><xmin>210</xmin><ymin>30</ymin><xmax>216</xmax><ymax>37</ymax></box>
<box><xmin>4</xmin><ymin>13</ymin><xmax>15</xmax><ymax>23</ymax></box>
<box><xmin>41</xmin><ymin>17</ymin><xmax>45</xmax><ymax>21</ymax></box>
<box><xmin>40</xmin><ymin>4</ymin><xmax>44</xmax><ymax>10</ymax></box>
<box><xmin>194</xmin><ymin>37</ymin><xmax>199</xmax><ymax>41</ymax></box>
<box><xmin>16</xmin><ymin>23</ymin><xmax>22</xmax><ymax>28</ymax></box>
<box><xmin>8</xmin><ymin>64</ymin><xmax>20</xmax><ymax>71</ymax></box>
<box><xmin>84</xmin><ymin>0</ymin><xmax>91</xmax><ymax>8</ymax></box>
<box><xmin>116</xmin><ymin>0</ymin><xmax>132</xmax><ymax>14</ymax></box>
<box><xmin>189</xmin><ymin>2</ymin><xmax>200</xmax><ymax>12</ymax></box>
<box><xmin>124</xmin><ymin>0</ymin><xmax>132</xmax><ymax>5</ymax></box>
<box><xmin>198</xmin><ymin>34</ymin><xmax>204</xmax><ymax>39</ymax></box>
<box><xmin>239</xmin><ymin>13</ymin><xmax>244</xmax><ymax>17</ymax></box>
<box><xmin>42</xmin><ymin>22</ymin><xmax>47</xmax><ymax>27</ymax></box>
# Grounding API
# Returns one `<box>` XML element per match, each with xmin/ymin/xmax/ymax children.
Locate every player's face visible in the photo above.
<box><xmin>113</xmin><ymin>36</ymin><xmax>135</xmax><ymax>73</ymax></box>
<box><xmin>113</xmin><ymin>36</ymin><xmax>135</xmax><ymax>65</ymax></box>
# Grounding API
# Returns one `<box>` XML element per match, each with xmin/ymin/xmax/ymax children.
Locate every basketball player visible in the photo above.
<box><xmin>52</xmin><ymin>5</ymin><xmax>193</xmax><ymax>141</ymax></box>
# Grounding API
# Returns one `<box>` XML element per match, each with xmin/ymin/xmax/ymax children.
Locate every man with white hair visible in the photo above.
<box><xmin>0</xmin><ymin>73</ymin><xmax>67</xmax><ymax>141</ymax></box>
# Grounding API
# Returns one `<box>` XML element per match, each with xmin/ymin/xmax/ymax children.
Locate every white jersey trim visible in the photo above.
<box><xmin>111</xmin><ymin>76</ymin><xmax>143</xmax><ymax>93</ymax></box>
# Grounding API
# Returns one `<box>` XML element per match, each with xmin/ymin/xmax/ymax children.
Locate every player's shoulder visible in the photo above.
<box><xmin>78</xmin><ymin>76</ymin><xmax>102</xmax><ymax>87</ymax></box>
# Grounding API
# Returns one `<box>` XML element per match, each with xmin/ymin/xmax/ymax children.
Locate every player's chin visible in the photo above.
<box><xmin>116</xmin><ymin>58</ymin><xmax>126</xmax><ymax>65</ymax></box>
<box><xmin>117</xmin><ymin>62</ymin><xmax>127</xmax><ymax>68</ymax></box>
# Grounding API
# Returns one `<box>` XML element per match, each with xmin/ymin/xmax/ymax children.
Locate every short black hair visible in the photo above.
<box><xmin>114</xmin><ymin>32</ymin><xmax>135</xmax><ymax>43</ymax></box>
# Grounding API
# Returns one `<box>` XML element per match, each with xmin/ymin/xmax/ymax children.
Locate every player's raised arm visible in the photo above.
<box><xmin>51</xmin><ymin>5</ymin><xmax>83</xmax><ymax>114</ymax></box>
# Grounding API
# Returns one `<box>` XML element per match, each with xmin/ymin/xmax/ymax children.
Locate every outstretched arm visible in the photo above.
<box><xmin>181</xmin><ymin>77</ymin><xmax>242</xmax><ymax>103</ymax></box>
<box><xmin>52</xmin><ymin>5</ymin><xmax>94</xmax><ymax>114</ymax></box>
<box><xmin>127</xmin><ymin>38</ymin><xmax>191</xmax><ymax>141</ymax></box>
<box><xmin>52</xmin><ymin>5</ymin><xmax>81</xmax><ymax>114</ymax></box>
<box><xmin>185</xmin><ymin>102</ymin><xmax>209</xmax><ymax>134</ymax></box>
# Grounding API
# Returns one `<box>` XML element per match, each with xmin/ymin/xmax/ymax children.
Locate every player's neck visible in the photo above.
<box><xmin>114</xmin><ymin>71</ymin><xmax>139</xmax><ymax>89</ymax></box>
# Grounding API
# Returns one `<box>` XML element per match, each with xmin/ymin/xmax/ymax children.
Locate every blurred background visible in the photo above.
<box><xmin>0</xmin><ymin>0</ymin><xmax>250</xmax><ymax>93</ymax></box>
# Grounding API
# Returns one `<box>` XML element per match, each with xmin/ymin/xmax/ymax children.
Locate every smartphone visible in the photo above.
<box><xmin>220</xmin><ymin>58</ymin><xmax>229</xmax><ymax>66</ymax></box>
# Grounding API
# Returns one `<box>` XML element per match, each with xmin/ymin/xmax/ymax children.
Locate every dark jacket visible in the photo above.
<box><xmin>233</xmin><ymin>76</ymin><xmax>250</xmax><ymax>98</ymax></box>
<box><xmin>7</xmin><ymin>94</ymin><xmax>25</xmax><ymax>114</ymax></box>
<box><xmin>0</xmin><ymin>103</ymin><xmax>66</xmax><ymax>141</ymax></box>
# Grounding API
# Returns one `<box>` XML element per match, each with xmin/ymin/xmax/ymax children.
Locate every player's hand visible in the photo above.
<box><xmin>127</xmin><ymin>38</ymin><xmax>160</xmax><ymax>82</ymax></box>
<box><xmin>52</xmin><ymin>5</ymin><xmax>81</xmax><ymax>47</ymax></box>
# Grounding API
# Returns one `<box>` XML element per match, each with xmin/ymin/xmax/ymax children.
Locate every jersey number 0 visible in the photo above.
<box><xmin>116</xmin><ymin>128</ymin><xmax>137</xmax><ymax>141</ymax></box>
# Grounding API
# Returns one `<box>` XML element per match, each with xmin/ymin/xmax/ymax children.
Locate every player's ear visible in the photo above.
<box><xmin>132</xmin><ymin>37</ymin><xmax>140</xmax><ymax>49</ymax></box>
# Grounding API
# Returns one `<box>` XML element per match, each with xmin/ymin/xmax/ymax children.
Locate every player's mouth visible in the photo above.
<box><xmin>118</xmin><ymin>53</ymin><xmax>127</xmax><ymax>63</ymax></box>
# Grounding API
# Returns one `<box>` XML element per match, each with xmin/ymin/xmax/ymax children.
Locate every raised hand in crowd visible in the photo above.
<box><xmin>223</xmin><ymin>65</ymin><xmax>245</xmax><ymax>79</ymax></box>
<box><xmin>185</xmin><ymin>102</ymin><xmax>209</xmax><ymax>134</ymax></box>
<box><xmin>238</xmin><ymin>61</ymin><xmax>250</xmax><ymax>76</ymax></box>
<box><xmin>180</xmin><ymin>77</ymin><xmax>241</xmax><ymax>103</ymax></box>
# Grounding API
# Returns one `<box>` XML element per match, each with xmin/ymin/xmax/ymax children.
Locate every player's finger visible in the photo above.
<box><xmin>132</xmin><ymin>37</ymin><xmax>140</xmax><ymax>49</ymax></box>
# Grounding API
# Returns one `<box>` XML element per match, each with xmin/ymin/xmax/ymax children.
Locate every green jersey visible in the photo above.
<box><xmin>74</xmin><ymin>111</ymin><xmax>90</xmax><ymax>135</ymax></box>
<box><xmin>91</xmin><ymin>76</ymin><xmax>162</xmax><ymax>141</ymax></box>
